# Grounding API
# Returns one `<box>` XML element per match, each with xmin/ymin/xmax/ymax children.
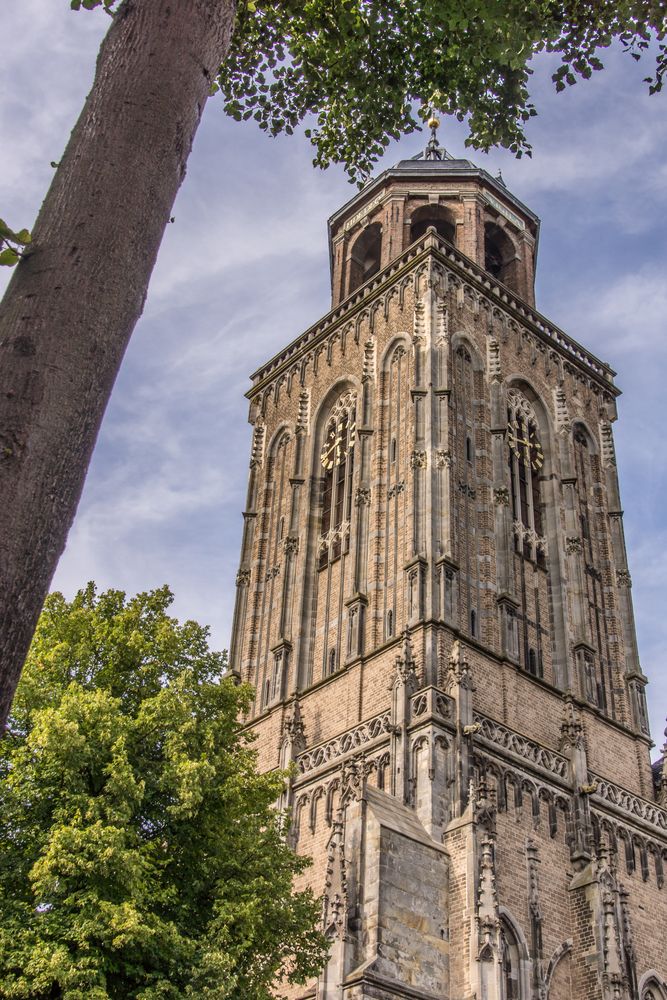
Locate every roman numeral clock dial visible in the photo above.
<box><xmin>320</xmin><ymin>416</ymin><xmax>356</xmax><ymax>470</ymax></box>
<box><xmin>508</xmin><ymin>419</ymin><xmax>544</xmax><ymax>471</ymax></box>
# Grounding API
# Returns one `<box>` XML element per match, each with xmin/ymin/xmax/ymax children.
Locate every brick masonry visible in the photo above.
<box><xmin>229</xmin><ymin>148</ymin><xmax>667</xmax><ymax>999</ymax></box>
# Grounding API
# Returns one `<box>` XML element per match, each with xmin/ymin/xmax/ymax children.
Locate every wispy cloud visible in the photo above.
<box><xmin>2</xmin><ymin>2</ymin><xmax>667</xmax><ymax>741</ymax></box>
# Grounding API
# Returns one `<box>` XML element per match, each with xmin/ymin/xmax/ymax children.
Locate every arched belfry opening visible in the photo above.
<box><xmin>409</xmin><ymin>204</ymin><xmax>456</xmax><ymax>245</ymax></box>
<box><xmin>484</xmin><ymin>221</ymin><xmax>518</xmax><ymax>289</ymax></box>
<box><xmin>348</xmin><ymin>222</ymin><xmax>382</xmax><ymax>294</ymax></box>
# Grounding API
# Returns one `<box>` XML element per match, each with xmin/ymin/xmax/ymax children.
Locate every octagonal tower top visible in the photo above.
<box><xmin>328</xmin><ymin>135</ymin><xmax>540</xmax><ymax>309</ymax></box>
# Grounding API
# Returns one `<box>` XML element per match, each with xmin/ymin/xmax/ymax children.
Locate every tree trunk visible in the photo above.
<box><xmin>0</xmin><ymin>0</ymin><xmax>237</xmax><ymax>728</ymax></box>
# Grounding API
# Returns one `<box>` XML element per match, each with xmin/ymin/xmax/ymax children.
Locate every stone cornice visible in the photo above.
<box><xmin>247</xmin><ymin>231</ymin><xmax>618</xmax><ymax>401</ymax></box>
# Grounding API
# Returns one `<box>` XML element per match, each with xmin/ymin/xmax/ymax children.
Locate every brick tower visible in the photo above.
<box><xmin>229</xmin><ymin>126</ymin><xmax>667</xmax><ymax>1000</ymax></box>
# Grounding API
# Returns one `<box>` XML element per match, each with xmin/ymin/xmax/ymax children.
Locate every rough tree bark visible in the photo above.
<box><xmin>0</xmin><ymin>0</ymin><xmax>237</xmax><ymax>728</ymax></box>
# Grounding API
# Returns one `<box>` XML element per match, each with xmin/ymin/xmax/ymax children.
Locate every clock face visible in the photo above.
<box><xmin>320</xmin><ymin>415</ymin><xmax>356</xmax><ymax>470</ymax></box>
<box><xmin>508</xmin><ymin>419</ymin><xmax>543</xmax><ymax>471</ymax></box>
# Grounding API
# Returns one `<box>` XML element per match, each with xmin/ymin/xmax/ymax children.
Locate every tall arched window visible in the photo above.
<box><xmin>318</xmin><ymin>394</ymin><xmax>356</xmax><ymax>569</ymax></box>
<box><xmin>484</xmin><ymin>222</ymin><xmax>518</xmax><ymax>290</ymax></box>
<box><xmin>348</xmin><ymin>223</ymin><xmax>382</xmax><ymax>293</ymax></box>
<box><xmin>409</xmin><ymin>204</ymin><xmax>456</xmax><ymax>245</ymax></box>
<box><xmin>454</xmin><ymin>344</ymin><xmax>481</xmax><ymax>641</ymax></box>
<box><xmin>573</xmin><ymin>424</ymin><xmax>611</xmax><ymax>711</ymax></box>
<box><xmin>641</xmin><ymin>978</ymin><xmax>667</xmax><ymax>1000</ymax></box>
<box><xmin>254</xmin><ymin>430</ymin><xmax>294</xmax><ymax>712</ymax></box>
<box><xmin>500</xmin><ymin>919</ymin><xmax>522</xmax><ymax>999</ymax></box>
<box><xmin>507</xmin><ymin>390</ymin><xmax>545</xmax><ymax>563</ymax></box>
<box><xmin>505</xmin><ymin>389</ymin><xmax>549</xmax><ymax>679</ymax></box>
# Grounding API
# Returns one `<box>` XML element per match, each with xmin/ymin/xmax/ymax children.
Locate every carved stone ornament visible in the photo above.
<box><xmin>474</xmin><ymin>775</ymin><xmax>497</xmax><ymax>834</ymax></box>
<box><xmin>388</xmin><ymin>480</ymin><xmax>406</xmax><ymax>499</ymax></box>
<box><xmin>566</xmin><ymin>536</ymin><xmax>583</xmax><ymax>554</ymax></box>
<box><xmin>559</xmin><ymin>697</ymin><xmax>584</xmax><ymax>752</ymax></box>
<box><xmin>447</xmin><ymin>639</ymin><xmax>474</xmax><ymax>692</ymax></box>
<box><xmin>410</xmin><ymin>450</ymin><xmax>428</xmax><ymax>469</ymax></box>
<box><xmin>493</xmin><ymin>486</ymin><xmax>510</xmax><ymax>506</ymax></box>
<box><xmin>362</xmin><ymin>339</ymin><xmax>376</xmax><ymax>383</ymax></box>
<box><xmin>554</xmin><ymin>385</ymin><xmax>571</xmax><ymax>434</ymax></box>
<box><xmin>265</xmin><ymin>565</ymin><xmax>281</xmax><ymax>582</ymax></box>
<box><xmin>394</xmin><ymin>628</ymin><xmax>418</xmax><ymax>687</ymax></box>
<box><xmin>341</xmin><ymin>752</ymin><xmax>373</xmax><ymax>802</ymax></box>
<box><xmin>283</xmin><ymin>535</ymin><xmax>300</xmax><ymax>556</ymax></box>
<box><xmin>476</xmin><ymin>836</ymin><xmax>500</xmax><ymax>951</ymax></box>
<box><xmin>616</xmin><ymin>569</ymin><xmax>632</xmax><ymax>588</ymax></box>
<box><xmin>282</xmin><ymin>697</ymin><xmax>306</xmax><ymax>751</ymax></box>
<box><xmin>487</xmin><ymin>338</ymin><xmax>501</xmax><ymax>382</ymax></box>
<box><xmin>600</xmin><ymin>420</ymin><xmax>617</xmax><ymax>468</ymax></box>
<box><xmin>249</xmin><ymin>421</ymin><xmax>265</xmax><ymax>469</ymax></box>
<box><xmin>236</xmin><ymin>568</ymin><xmax>251</xmax><ymax>587</ymax></box>
<box><xmin>322</xmin><ymin>815</ymin><xmax>349</xmax><ymax>941</ymax></box>
<box><xmin>354</xmin><ymin>486</ymin><xmax>371</xmax><ymax>507</ymax></box>
<box><xmin>297</xmin><ymin>389</ymin><xmax>310</xmax><ymax>432</ymax></box>
<box><xmin>436</xmin><ymin>449</ymin><xmax>453</xmax><ymax>469</ymax></box>
<box><xmin>659</xmin><ymin>721</ymin><xmax>667</xmax><ymax>806</ymax></box>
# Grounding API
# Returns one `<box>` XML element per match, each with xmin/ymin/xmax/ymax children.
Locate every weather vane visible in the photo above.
<box><xmin>424</xmin><ymin>107</ymin><xmax>445</xmax><ymax>160</ymax></box>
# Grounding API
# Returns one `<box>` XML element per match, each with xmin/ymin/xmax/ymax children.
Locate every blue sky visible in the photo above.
<box><xmin>2</xmin><ymin>2</ymin><xmax>666</xmax><ymax>752</ymax></box>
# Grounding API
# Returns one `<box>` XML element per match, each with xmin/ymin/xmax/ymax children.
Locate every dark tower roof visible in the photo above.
<box><xmin>328</xmin><ymin>143</ymin><xmax>540</xmax><ymax>235</ymax></box>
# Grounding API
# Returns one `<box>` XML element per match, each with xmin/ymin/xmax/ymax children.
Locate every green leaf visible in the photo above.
<box><xmin>0</xmin><ymin>247</ymin><xmax>20</xmax><ymax>266</ymax></box>
<box><xmin>0</xmin><ymin>585</ymin><xmax>328</xmax><ymax>997</ymax></box>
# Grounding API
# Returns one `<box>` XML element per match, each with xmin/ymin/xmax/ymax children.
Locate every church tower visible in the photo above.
<box><xmin>229</xmin><ymin>124</ymin><xmax>667</xmax><ymax>1000</ymax></box>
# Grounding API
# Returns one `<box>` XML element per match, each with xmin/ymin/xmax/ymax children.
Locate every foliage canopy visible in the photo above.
<box><xmin>75</xmin><ymin>0</ymin><xmax>667</xmax><ymax>181</ymax></box>
<box><xmin>220</xmin><ymin>0</ymin><xmax>666</xmax><ymax>180</ymax></box>
<box><xmin>0</xmin><ymin>585</ymin><xmax>327</xmax><ymax>999</ymax></box>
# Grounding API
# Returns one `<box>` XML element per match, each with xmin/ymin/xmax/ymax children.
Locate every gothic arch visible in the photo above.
<box><xmin>309</xmin><ymin>785</ymin><xmax>325</xmax><ymax>833</ymax></box>
<box><xmin>452</xmin><ymin>340</ymin><xmax>486</xmax><ymax>640</ymax></box>
<box><xmin>484</xmin><ymin>220</ymin><xmax>520</xmax><ymax>291</ymax></box>
<box><xmin>639</xmin><ymin>971</ymin><xmax>667</xmax><ymax>1000</ymax></box>
<box><xmin>646</xmin><ymin>841</ymin><xmax>665</xmax><ymax>887</ymax></box>
<box><xmin>520</xmin><ymin>777</ymin><xmax>540</xmax><ymax>825</ymax></box>
<box><xmin>379</xmin><ymin>334</ymin><xmax>411</xmax><ymax>371</ymax></box>
<box><xmin>266</xmin><ymin>421</ymin><xmax>294</xmax><ymax>463</ymax></box>
<box><xmin>379</xmin><ymin>339</ymin><xmax>411</xmax><ymax>640</ymax></box>
<box><xmin>599</xmin><ymin>816</ymin><xmax>618</xmax><ymax>856</ymax></box>
<box><xmin>325</xmin><ymin>778</ymin><xmax>341</xmax><ymax>826</ymax></box>
<box><xmin>545</xmin><ymin>939</ymin><xmax>573</xmax><ymax>999</ymax></box>
<box><xmin>504</xmin><ymin>378</ymin><xmax>554</xmax><ymax>448</ymax></box>
<box><xmin>502</xmin><ymin>376</ymin><xmax>569</xmax><ymax>688</ymax></box>
<box><xmin>408</xmin><ymin>202</ymin><xmax>456</xmax><ymax>245</ymax></box>
<box><xmin>572</xmin><ymin>418</ymin><xmax>599</xmax><ymax>454</ymax></box>
<box><xmin>295</xmin><ymin>381</ymin><xmax>363</xmax><ymax>687</ymax></box>
<box><xmin>451</xmin><ymin>331</ymin><xmax>485</xmax><ymax>371</ymax></box>
<box><xmin>348</xmin><ymin>221</ymin><xmax>382</xmax><ymax>294</ymax></box>
<box><xmin>252</xmin><ymin>422</ymin><xmax>297</xmax><ymax>712</ymax></box>
<box><xmin>291</xmin><ymin>792</ymin><xmax>310</xmax><ymax>845</ymax></box>
<box><xmin>498</xmin><ymin>906</ymin><xmax>531</xmax><ymax>999</ymax></box>
<box><xmin>311</xmin><ymin>379</ymin><xmax>362</xmax><ymax>451</ymax></box>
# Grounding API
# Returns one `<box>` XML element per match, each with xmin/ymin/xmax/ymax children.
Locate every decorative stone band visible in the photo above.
<box><xmin>249</xmin><ymin>227</ymin><xmax>615</xmax><ymax>397</ymax></box>
<box><xmin>591</xmin><ymin>774</ymin><xmax>667</xmax><ymax>835</ymax></box>
<box><xmin>296</xmin><ymin>710</ymin><xmax>392</xmax><ymax>775</ymax></box>
<box><xmin>411</xmin><ymin>686</ymin><xmax>454</xmax><ymax>722</ymax></box>
<box><xmin>473</xmin><ymin>713</ymin><xmax>569</xmax><ymax>781</ymax></box>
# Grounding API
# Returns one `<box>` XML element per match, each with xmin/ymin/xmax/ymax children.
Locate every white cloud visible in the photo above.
<box><xmin>2</xmin><ymin>1</ymin><xmax>667</xmax><ymax>744</ymax></box>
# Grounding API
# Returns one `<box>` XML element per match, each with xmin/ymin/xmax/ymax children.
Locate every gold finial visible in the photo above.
<box><xmin>424</xmin><ymin>105</ymin><xmax>447</xmax><ymax>161</ymax></box>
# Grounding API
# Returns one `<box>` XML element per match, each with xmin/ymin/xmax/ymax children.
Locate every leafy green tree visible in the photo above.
<box><xmin>0</xmin><ymin>584</ymin><xmax>328</xmax><ymax>999</ymax></box>
<box><xmin>0</xmin><ymin>0</ymin><xmax>665</xmax><ymax>728</ymax></box>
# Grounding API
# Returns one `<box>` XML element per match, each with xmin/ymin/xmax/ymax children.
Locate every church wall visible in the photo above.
<box><xmin>493</xmin><ymin>806</ymin><xmax>573</xmax><ymax>981</ymax></box>
<box><xmin>457</xmin><ymin>637</ymin><xmax>648</xmax><ymax>801</ymax></box>
<box><xmin>232</xmin><ymin>186</ymin><xmax>665</xmax><ymax>997</ymax></box>
<box><xmin>623</xmin><ymin>870</ymin><xmax>667</xmax><ymax>984</ymax></box>
<box><xmin>373</xmin><ymin>824</ymin><xmax>450</xmax><ymax>992</ymax></box>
